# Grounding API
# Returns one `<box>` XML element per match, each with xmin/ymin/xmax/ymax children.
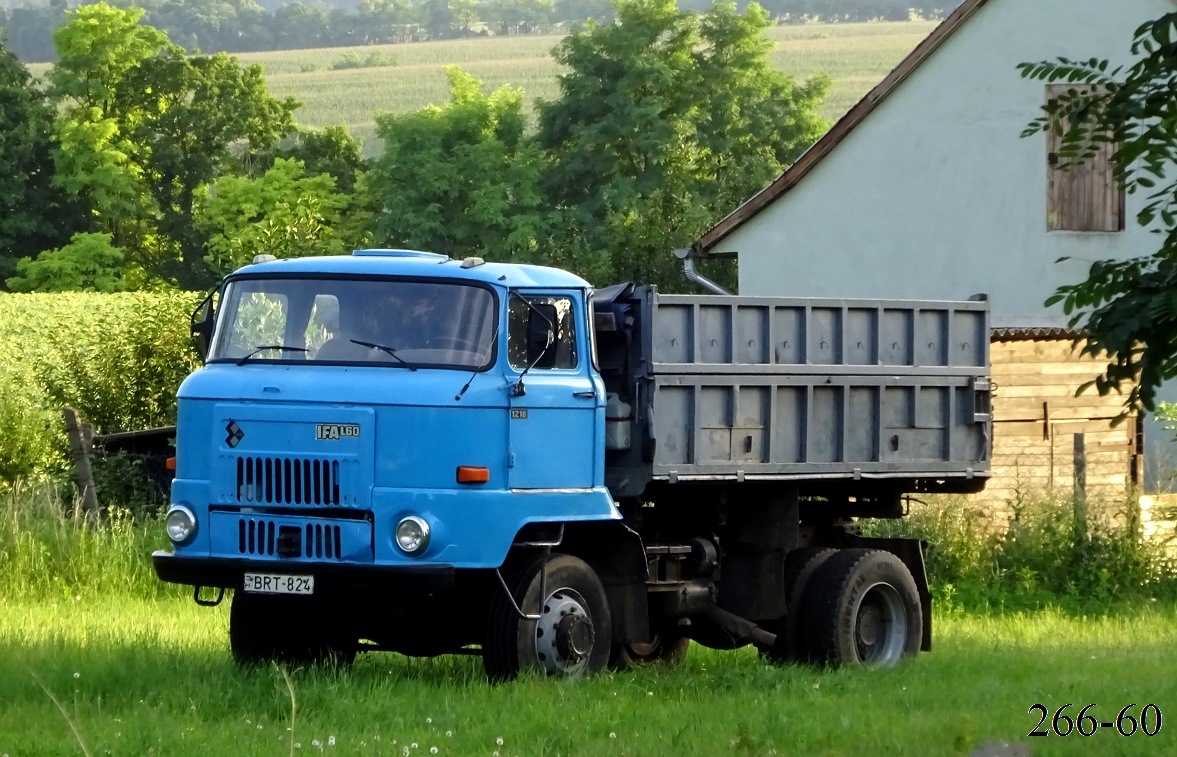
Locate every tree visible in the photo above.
<box><xmin>1019</xmin><ymin>13</ymin><xmax>1177</xmax><ymax>413</ymax></box>
<box><xmin>198</xmin><ymin>158</ymin><xmax>351</xmax><ymax>277</ymax></box>
<box><xmin>537</xmin><ymin>0</ymin><xmax>829</xmax><ymax>288</ymax></box>
<box><xmin>0</xmin><ymin>38</ymin><xmax>80</xmax><ymax>286</ymax></box>
<box><xmin>6</xmin><ymin>233</ymin><xmax>128</xmax><ymax>293</ymax></box>
<box><xmin>48</xmin><ymin>3</ymin><xmax>299</xmax><ymax>288</ymax></box>
<box><xmin>367</xmin><ymin>66</ymin><xmax>547</xmax><ymax>262</ymax></box>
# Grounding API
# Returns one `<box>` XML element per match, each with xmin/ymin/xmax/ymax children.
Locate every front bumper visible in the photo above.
<box><xmin>153</xmin><ymin>551</ymin><xmax>456</xmax><ymax>593</ymax></box>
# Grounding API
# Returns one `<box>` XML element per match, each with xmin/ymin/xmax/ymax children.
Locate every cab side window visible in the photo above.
<box><xmin>508</xmin><ymin>296</ymin><xmax>578</xmax><ymax>370</ymax></box>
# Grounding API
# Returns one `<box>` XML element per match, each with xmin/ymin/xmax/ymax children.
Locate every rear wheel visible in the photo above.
<box><xmin>796</xmin><ymin>548</ymin><xmax>922</xmax><ymax>667</ymax></box>
<box><xmin>761</xmin><ymin>547</ymin><xmax>837</xmax><ymax>664</ymax></box>
<box><xmin>484</xmin><ymin>553</ymin><xmax>612</xmax><ymax>682</ymax></box>
<box><xmin>229</xmin><ymin>592</ymin><xmax>357</xmax><ymax>668</ymax></box>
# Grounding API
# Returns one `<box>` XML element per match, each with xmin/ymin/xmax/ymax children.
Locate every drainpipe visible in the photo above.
<box><xmin>674</xmin><ymin>248</ymin><xmax>734</xmax><ymax>296</ymax></box>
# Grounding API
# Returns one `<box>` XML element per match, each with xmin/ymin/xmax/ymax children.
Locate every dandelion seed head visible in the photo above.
<box><xmin>328</xmin><ymin>736</ymin><xmax>335</xmax><ymax>746</ymax></box>
<box><xmin>294</xmin><ymin>743</ymin><xmax>301</xmax><ymax>750</ymax></box>
<box><xmin>493</xmin><ymin>752</ymin><xmax>499</xmax><ymax>757</ymax></box>
<box><xmin>445</xmin><ymin>731</ymin><xmax>452</xmax><ymax>738</ymax></box>
<box><xmin>312</xmin><ymin>740</ymin><xmax>321</xmax><ymax>747</ymax></box>
<box><xmin>496</xmin><ymin>737</ymin><xmax>504</xmax><ymax>746</ymax></box>
<box><xmin>812</xmin><ymin>682</ymin><xmax>820</xmax><ymax>689</ymax></box>
<box><xmin>73</xmin><ymin>672</ymin><xmax>80</xmax><ymax>679</ymax></box>
<box><xmin>646</xmin><ymin>691</ymin><xmax>653</xmax><ymax>696</ymax></box>
<box><xmin>75</xmin><ymin>595</ymin><xmax>81</xmax><ymax>601</ymax></box>
<box><xmin>257</xmin><ymin>725</ymin><xmax>263</xmax><ymax>730</ymax></box>
<box><xmin>411</xmin><ymin>743</ymin><xmax>418</xmax><ymax>749</ymax></box>
<box><xmin>430</xmin><ymin>748</ymin><xmax>438</xmax><ymax>754</ymax></box>
<box><xmin>402</xmin><ymin>747</ymin><xmax>410</xmax><ymax>757</ymax></box>
<box><xmin>609</xmin><ymin>732</ymin><xmax>617</xmax><ymax>739</ymax></box>
<box><xmin>426</xmin><ymin>717</ymin><xmax>432</xmax><ymax>724</ymax></box>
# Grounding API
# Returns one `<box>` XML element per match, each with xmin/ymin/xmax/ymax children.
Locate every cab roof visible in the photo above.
<box><xmin>228</xmin><ymin>249</ymin><xmax>592</xmax><ymax>289</ymax></box>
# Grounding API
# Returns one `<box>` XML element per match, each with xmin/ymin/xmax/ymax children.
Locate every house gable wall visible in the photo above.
<box><xmin>731</xmin><ymin>0</ymin><xmax>1171</xmax><ymax>327</ymax></box>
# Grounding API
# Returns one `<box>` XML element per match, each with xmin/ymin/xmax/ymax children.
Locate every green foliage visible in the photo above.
<box><xmin>369</xmin><ymin>66</ymin><xmax>547</xmax><ymax>262</ymax></box>
<box><xmin>0</xmin><ymin>38</ymin><xmax>77</xmax><ymax>286</ymax></box>
<box><xmin>0</xmin><ymin>292</ymin><xmax>202</xmax><ymax>437</ymax></box>
<box><xmin>331</xmin><ymin>50</ymin><xmax>397</xmax><ymax>70</ymax></box>
<box><xmin>0</xmin><ymin>364</ymin><xmax>59</xmax><ymax>486</ymax></box>
<box><xmin>1019</xmin><ymin>13</ymin><xmax>1177</xmax><ymax>413</ymax></box>
<box><xmin>0</xmin><ymin>484</ymin><xmax>170</xmax><ymax>600</ymax></box>
<box><xmin>5</xmin><ymin>233</ymin><xmax>128</xmax><ymax>293</ymax></box>
<box><xmin>864</xmin><ymin>492</ymin><xmax>1176</xmax><ymax>610</ymax></box>
<box><xmin>262</xmin><ymin>124</ymin><xmax>369</xmax><ymax>196</ymax></box>
<box><xmin>198</xmin><ymin>158</ymin><xmax>351</xmax><ymax>277</ymax></box>
<box><xmin>47</xmin><ymin>3</ymin><xmax>301</xmax><ymax>289</ymax></box>
<box><xmin>537</xmin><ymin>0</ymin><xmax>829</xmax><ymax>288</ymax></box>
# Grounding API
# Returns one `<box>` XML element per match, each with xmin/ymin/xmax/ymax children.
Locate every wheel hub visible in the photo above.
<box><xmin>555</xmin><ymin>614</ymin><xmax>594</xmax><ymax>661</ymax></box>
<box><xmin>533</xmin><ymin>588</ymin><xmax>594</xmax><ymax>676</ymax></box>
<box><xmin>851</xmin><ymin>582</ymin><xmax>908</xmax><ymax>666</ymax></box>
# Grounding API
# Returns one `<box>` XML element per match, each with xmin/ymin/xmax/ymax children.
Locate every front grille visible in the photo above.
<box><xmin>235</xmin><ymin>456</ymin><xmax>341</xmax><ymax>505</ymax></box>
<box><xmin>237</xmin><ymin>518</ymin><xmax>344</xmax><ymax>561</ymax></box>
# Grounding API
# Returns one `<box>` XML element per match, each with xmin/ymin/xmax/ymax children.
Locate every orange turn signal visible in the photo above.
<box><xmin>165</xmin><ymin>456</ymin><xmax>176</xmax><ymax>471</ymax></box>
<box><xmin>456</xmin><ymin>466</ymin><xmax>490</xmax><ymax>484</ymax></box>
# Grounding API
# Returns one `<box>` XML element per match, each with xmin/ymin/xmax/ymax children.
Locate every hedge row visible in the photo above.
<box><xmin>0</xmin><ymin>292</ymin><xmax>202</xmax><ymax>483</ymax></box>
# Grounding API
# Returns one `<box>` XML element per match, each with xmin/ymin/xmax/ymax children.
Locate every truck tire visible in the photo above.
<box><xmin>761</xmin><ymin>547</ymin><xmax>837</xmax><ymax>664</ymax></box>
<box><xmin>484</xmin><ymin>553</ymin><xmax>612</xmax><ymax>682</ymax></box>
<box><xmin>796</xmin><ymin>548</ymin><xmax>922</xmax><ymax>668</ymax></box>
<box><xmin>611</xmin><ymin>635</ymin><xmax>690</xmax><ymax>668</ymax></box>
<box><xmin>230</xmin><ymin>592</ymin><xmax>356</xmax><ymax>668</ymax></box>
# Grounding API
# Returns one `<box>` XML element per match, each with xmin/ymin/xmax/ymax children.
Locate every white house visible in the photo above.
<box><xmin>692</xmin><ymin>0</ymin><xmax>1176</xmax><ymax>497</ymax></box>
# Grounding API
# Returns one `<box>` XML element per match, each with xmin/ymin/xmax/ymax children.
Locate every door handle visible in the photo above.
<box><xmin>573</xmin><ymin>390</ymin><xmax>597</xmax><ymax>399</ymax></box>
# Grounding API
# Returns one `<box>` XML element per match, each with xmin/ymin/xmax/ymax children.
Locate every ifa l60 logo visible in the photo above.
<box><xmin>315</xmin><ymin>423</ymin><xmax>361</xmax><ymax>441</ymax></box>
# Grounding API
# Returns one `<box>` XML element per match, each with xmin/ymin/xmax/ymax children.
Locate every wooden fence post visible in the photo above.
<box><xmin>62</xmin><ymin>407</ymin><xmax>99</xmax><ymax>518</ymax></box>
<box><xmin>1073</xmin><ymin>432</ymin><xmax>1088</xmax><ymax>544</ymax></box>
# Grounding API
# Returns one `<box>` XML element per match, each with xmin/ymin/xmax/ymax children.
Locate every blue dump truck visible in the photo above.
<box><xmin>154</xmin><ymin>249</ymin><xmax>992</xmax><ymax>679</ymax></box>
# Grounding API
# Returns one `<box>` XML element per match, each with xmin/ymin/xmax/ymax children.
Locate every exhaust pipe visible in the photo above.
<box><xmin>674</xmin><ymin>248</ymin><xmax>733</xmax><ymax>296</ymax></box>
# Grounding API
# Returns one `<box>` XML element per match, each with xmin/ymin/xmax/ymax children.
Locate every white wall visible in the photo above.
<box><xmin>728</xmin><ymin>0</ymin><xmax>1177</xmax><ymax>488</ymax></box>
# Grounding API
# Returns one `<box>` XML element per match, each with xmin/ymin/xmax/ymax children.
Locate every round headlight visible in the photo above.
<box><xmin>395</xmin><ymin>515</ymin><xmax>430</xmax><ymax>555</ymax></box>
<box><xmin>165</xmin><ymin>505</ymin><xmax>197</xmax><ymax>544</ymax></box>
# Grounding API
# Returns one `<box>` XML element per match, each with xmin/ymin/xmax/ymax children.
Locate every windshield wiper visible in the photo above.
<box><xmin>350</xmin><ymin>339</ymin><xmax>417</xmax><ymax>371</ymax></box>
<box><xmin>236</xmin><ymin>345</ymin><xmax>308</xmax><ymax>365</ymax></box>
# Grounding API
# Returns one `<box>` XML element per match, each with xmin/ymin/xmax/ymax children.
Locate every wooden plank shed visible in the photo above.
<box><xmin>986</xmin><ymin>328</ymin><xmax>1140</xmax><ymax>522</ymax></box>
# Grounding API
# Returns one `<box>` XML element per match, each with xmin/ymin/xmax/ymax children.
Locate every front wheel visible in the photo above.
<box><xmin>796</xmin><ymin>548</ymin><xmax>922</xmax><ymax>668</ymax></box>
<box><xmin>484</xmin><ymin>553</ymin><xmax>612</xmax><ymax>682</ymax></box>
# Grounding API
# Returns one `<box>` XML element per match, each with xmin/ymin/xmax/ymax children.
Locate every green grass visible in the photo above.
<box><xmin>9</xmin><ymin>482</ymin><xmax>1174</xmax><ymax>755</ymax></box>
<box><xmin>1</xmin><ymin>597</ymin><xmax>1174</xmax><ymax>756</ymax></box>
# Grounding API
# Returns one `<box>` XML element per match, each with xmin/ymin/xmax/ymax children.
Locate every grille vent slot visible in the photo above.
<box><xmin>305</xmin><ymin>524</ymin><xmax>343</xmax><ymax>559</ymax></box>
<box><xmin>235</xmin><ymin>457</ymin><xmax>341</xmax><ymax>505</ymax></box>
<box><xmin>238</xmin><ymin>518</ymin><xmax>277</xmax><ymax>556</ymax></box>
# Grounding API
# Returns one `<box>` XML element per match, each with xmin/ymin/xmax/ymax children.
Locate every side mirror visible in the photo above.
<box><xmin>190</xmin><ymin>288</ymin><xmax>217</xmax><ymax>361</ymax></box>
<box><xmin>525</xmin><ymin>303</ymin><xmax>557</xmax><ymax>368</ymax></box>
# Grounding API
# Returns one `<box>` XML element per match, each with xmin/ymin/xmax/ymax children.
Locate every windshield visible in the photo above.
<box><xmin>209</xmin><ymin>277</ymin><xmax>498</xmax><ymax>370</ymax></box>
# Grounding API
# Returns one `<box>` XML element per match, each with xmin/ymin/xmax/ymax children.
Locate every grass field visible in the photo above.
<box><xmin>24</xmin><ymin>21</ymin><xmax>934</xmax><ymax>155</ymax></box>
<box><xmin>240</xmin><ymin>21</ymin><xmax>935</xmax><ymax>153</ymax></box>
<box><xmin>1</xmin><ymin>597</ymin><xmax>1174</xmax><ymax>756</ymax></box>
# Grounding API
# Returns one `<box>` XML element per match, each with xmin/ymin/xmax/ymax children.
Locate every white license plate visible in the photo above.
<box><xmin>243</xmin><ymin>573</ymin><xmax>314</xmax><ymax>595</ymax></box>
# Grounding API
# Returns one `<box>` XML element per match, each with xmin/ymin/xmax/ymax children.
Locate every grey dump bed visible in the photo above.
<box><xmin>594</xmin><ymin>286</ymin><xmax>992</xmax><ymax>499</ymax></box>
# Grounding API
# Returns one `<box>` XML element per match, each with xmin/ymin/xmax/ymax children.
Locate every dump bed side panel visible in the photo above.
<box><xmin>598</xmin><ymin>288</ymin><xmax>992</xmax><ymax>498</ymax></box>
